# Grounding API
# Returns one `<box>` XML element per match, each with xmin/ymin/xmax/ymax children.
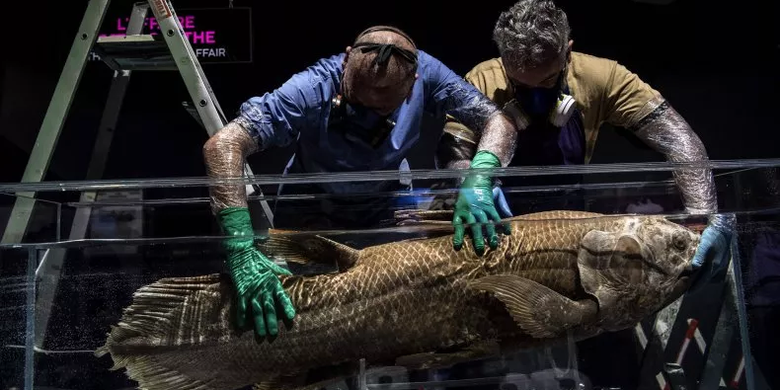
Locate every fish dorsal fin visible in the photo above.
<box><xmin>468</xmin><ymin>275</ymin><xmax>598</xmax><ymax>339</ymax></box>
<box><xmin>394</xmin><ymin>209</ymin><xmax>605</xmax><ymax>227</ymax></box>
<box><xmin>393</xmin><ymin>209</ymin><xmax>454</xmax><ymax>239</ymax></box>
<box><xmin>507</xmin><ymin>210</ymin><xmax>604</xmax><ymax>221</ymax></box>
<box><xmin>394</xmin><ymin>208</ymin><xmax>454</xmax><ymax>223</ymax></box>
<box><xmin>577</xmin><ymin>230</ymin><xmax>651</xmax><ymax>330</ymax></box>
<box><xmin>258</xmin><ymin>230</ymin><xmax>361</xmax><ymax>272</ymax></box>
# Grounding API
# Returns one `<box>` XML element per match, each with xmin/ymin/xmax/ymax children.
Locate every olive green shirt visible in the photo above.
<box><xmin>443</xmin><ymin>51</ymin><xmax>666</xmax><ymax>163</ymax></box>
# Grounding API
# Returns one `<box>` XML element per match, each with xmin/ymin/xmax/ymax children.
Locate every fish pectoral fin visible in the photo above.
<box><xmin>395</xmin><ymin>341</ymin><xmax>500</xmax><ymax>370</ymax></box>
<box><xmin>468</xmin><ymin>275</ymin><xmax>598</xmax><ymax>339</ymax></box>
<box><xmin>252</xmin><ymin>377</ymin><xmax>290</xmax><ymax>390</ymax></box>
<box><xmin>258</xmin><ymin>231</ymin><xmax>360</xmax><ymax>272</ymax></box>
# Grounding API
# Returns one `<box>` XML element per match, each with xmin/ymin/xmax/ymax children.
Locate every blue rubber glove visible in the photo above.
<box><xmin>689</xmin><ymin>213</ymin><xmax>736</xmax><ymax>293</ymax></box>
<box><xmin>492</xmin><ymin>185</ymin><xmax>513</xmax><ymax>218</ymax></box>
<box><xmin>452</xmin><ymin>151</ymin><xmax>511</xmax><ymax>255</ymax></box>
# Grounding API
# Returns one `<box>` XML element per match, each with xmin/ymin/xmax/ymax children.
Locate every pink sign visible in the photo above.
<box><xmin>99</xmin><ymin>15</ymin><xmax>216</xmax><ymax>45</ymax></box>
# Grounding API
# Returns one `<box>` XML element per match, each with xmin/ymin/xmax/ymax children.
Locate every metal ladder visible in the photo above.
<box><xmin>2</xmin><ymin>0</ymin><xmax>273</xmax><ymax>349</ymax></box>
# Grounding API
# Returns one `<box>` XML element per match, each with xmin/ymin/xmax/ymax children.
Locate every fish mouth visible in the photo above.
<box><xmin>680</xmin><ymin>264</ymin><xmax>697</xmax><ymax>278</ymax></box>
<box><xmin>677</xmin><ymin>262</ymin><xmax>701</xmax><ymax>290</ymax></box>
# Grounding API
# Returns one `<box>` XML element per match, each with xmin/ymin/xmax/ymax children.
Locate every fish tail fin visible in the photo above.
<box><xmin>259</xmin><ymin>230</ymin><xmax>361</xmax><ymax>272</ymax></box>
<box><xmin>96</xmin><ymin>273</ymin><xmax>234</xmax><ymax>390</ymax></box>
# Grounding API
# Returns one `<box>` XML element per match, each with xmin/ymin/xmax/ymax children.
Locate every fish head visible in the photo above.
<box><xmin>577</xmin><ymin>215</ymin><xmax>701</xmax><ymax>329</ymax></box>
<box><xmin>630</xmin><ymin>216</ymin><xmax>701</xmax><ymax>293</ymax></box>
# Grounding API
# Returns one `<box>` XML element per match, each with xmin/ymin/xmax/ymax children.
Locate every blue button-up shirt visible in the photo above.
<box><xmin>235</xmin><ymin>50</ymin><xmax>498</xmax><ymax>194</ymax></box>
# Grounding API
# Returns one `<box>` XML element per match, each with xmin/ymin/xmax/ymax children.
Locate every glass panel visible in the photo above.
<box><xmin>0</xmin><ymin>248</ymin><xmax>36</xmax><ymax>390</ymax></box>
<box><xmin>0</xmin><ymin>191</ymin><xmax>64</xmax><ymax>245</ymax></box>
<box><xmin>0</xmin><ymin>160</ymin><xmax>777</xmax><ymax>390</ymax></box>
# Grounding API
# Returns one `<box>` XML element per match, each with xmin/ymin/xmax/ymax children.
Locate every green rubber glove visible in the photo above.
<box><xmin>218</xmin><ymin>207</ymin><xmax>296</xmax><ymax>339</ymax></box>
<box><xmin>452</xmin><ymin>151</ymin><xmax>511</xmax><ymax>255</ymax></box>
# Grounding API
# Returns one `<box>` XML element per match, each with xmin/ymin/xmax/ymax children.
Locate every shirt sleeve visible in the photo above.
<box><xmin>423</xmin><ymin>55</ymin><xmax>500</xmax><ymax>134</ymax></box>
<box><xmin>233</xmin><ymin>71</ymin><xmax>323</xmax><ymax>152</ymax></box>
<box><xmin>602</xmin><ymin>62</ymin><xmax>663</xmax><ymax>129</ymax></box>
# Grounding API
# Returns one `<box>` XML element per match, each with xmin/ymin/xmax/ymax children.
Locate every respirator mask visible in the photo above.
<box><xmin>503</xmin><ymin>68</ymin><xmax>576</xmax><ymax>129</ymax></box>
<box><xmin>329</xmin><ymin>94</ymin><xmax>397</xmax><ymax>148</ymax></box>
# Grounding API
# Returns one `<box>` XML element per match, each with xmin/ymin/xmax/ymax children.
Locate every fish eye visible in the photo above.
<box><xmin>672</xmin><ymin>232</ymin><xmax>688</xmax><ymax>251</ymax></box>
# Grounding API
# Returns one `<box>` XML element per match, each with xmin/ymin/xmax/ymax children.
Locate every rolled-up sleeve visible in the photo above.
<box><xmin>424</xmin><ymin>55</ymin><xmax>500</xmax><ymax>135</ymax></box>
<box><xmin>233</xmin><ymin>72</ymin><xmax>321</xmax><ymax>152</ymax></box>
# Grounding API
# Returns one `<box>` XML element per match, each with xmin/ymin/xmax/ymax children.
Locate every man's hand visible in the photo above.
<box><xmin>452</xmin><ymin>151</ymin><xmax>511</xmax><ymax>255</ymax></box>
<box><xmin>218</xmin><ymin>207</ymin><xmax>296</xmax><ymax>339</ymax></box>
<box><xmin>689</xmin><ymin>213</ymin><xmax>735</xmax><ymax>293</ymax></box>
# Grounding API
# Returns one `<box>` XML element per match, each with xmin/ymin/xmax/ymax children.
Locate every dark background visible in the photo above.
<box><xmin>0</xmin><ymin>1</ymin><xmax>779</xmax><ymax>389</ymax></box>
<box><xmin>1</xmin><ymin>0</ymin><xmax>778</xmax><ymax>186</ymax></box>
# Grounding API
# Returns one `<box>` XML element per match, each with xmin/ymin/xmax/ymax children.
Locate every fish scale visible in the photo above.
<box><xmin>96</xmin><ymin>210</ymin><xmax>700</xmax><ymax>390</ymax></box>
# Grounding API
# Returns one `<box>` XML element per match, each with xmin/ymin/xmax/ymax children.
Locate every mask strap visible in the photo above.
<box><xmin>354</xmin><ymin>25</ymin><xmax>417</xmax><ymax>50</ymax></box>
<box><xmin>351</xmin><ymin>42</ymin><xmax>418</xmax><ymax>68</ymax></box>
<box><xmin>352</xmin><ymin>25</ymin><xmax>418</xmax><ymax>69</ymax></box>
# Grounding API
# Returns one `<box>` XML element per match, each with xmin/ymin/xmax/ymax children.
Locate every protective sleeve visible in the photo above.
<box><xmin>599</xmin><ymin>61</ymin><xmax>717</xmax><ymax>214</ymax></box>
<box><xmin>423</xmin><ymin>55</ymin><xmax>502</xmax><ymax>140</ymax></box>
<box><xmin>232</xmin><ymin>70</ymin><xmax>324</xmax><ymax>152</ymax></box>
<box><xmin>436</xmin><ymin>60</ymin><xmax>513</xmax><ymax>170</ymax></box>
<box><xmin>630</xmin><ymin>101</ymin><xmax>718</xmax><ymax>214</ymax></box>
<box><xmin>203</xmin><ymin>121</ymin><xmax>257</xmax><ymax>213</ymax></box>
<box><xmin>204</xmin><ymin>66</ymin><xmax>326</xmax><ymax>214</ymax></box>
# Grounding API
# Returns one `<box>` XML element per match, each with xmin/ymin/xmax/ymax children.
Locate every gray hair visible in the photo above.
<box><xmin>493</xmin><ymin>0</ymin><xmax>571</xmax><ymax>72</ymax></box>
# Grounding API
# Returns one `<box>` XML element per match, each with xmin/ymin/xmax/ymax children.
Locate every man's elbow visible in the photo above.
<box><xmin>203</xmin><ymin>123</ymin><xmax>255</xmax><ymax>162</ymax></box>
<box><xmin>202</xmin><ymin>128</ymin><xmax>227</xmax><ymax>163</ymax></box>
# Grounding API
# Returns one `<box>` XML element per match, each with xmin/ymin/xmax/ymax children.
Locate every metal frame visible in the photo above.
<box><xmin>1</xmin><ymin>0</ymin><xmax>112</xmax><ymax>245</ymax></box>
<box><xmin>7</xmin><ymin>0</ymin><xmax>274</xmax><ymax>357</ymax></box>
<box><xmin>2</xmin><ymin>0</ymin><xmax>273</xmax><ymax>247</ymax></box>
<box><xmin>145</xmin><ymin>0</ymin><xmax>273</xmax><ymax>222</ymax></box>
<box><xmin>30</xmin><ymin>1</ymin><xmax>147</xmax><ymax>351</ymax></box>
<box><xmin>635</xmin><ymin>231</ymin><xmax>768</xmax><ymax>390</ymax></box>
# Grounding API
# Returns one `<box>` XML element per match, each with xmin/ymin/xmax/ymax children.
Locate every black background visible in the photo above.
<box><xmin>1</xmin><ymin>0</ymin><xmax>778</xmax><ymax>185</ymax></box>
<box><xmin>0</xmin><ymin>2</ymin><xmax>778</xmax><ymax>389</ymax></box>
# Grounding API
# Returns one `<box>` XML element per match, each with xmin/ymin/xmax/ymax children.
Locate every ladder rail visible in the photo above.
<box><xmin>31</xmin><ymin>2</ymin><xmax>149</xmax><ymax>350</ymax></box>
<box><xmin>7</xmin><ymin>0</ymin><xmax>273</xmax><ymax>355</ymax></box>
<box><xmin>1</xmin><ymin>0</ymin><xmax>112</xmax><ymax>245</ymax></box>
<box><xmin>146</xmin><ymin>0</ymin><xmax>274</xmax><ymax>227</ymax></box>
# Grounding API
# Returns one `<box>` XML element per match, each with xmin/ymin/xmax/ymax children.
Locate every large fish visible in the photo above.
<box><xmin>95</xmin><ymin>211</ymin><xmax>701</xmax><ymax>390</ymax></box>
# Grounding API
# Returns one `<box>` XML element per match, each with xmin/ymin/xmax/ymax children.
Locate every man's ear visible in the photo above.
<box><xmin>405</xmin><ymin>73</ymin><xmax>419</xmax><ymax>101</ymax></box>
<box><xmin>343</xmin><ymin>46</ymin><xmax>352</xmax><ymax>67</ymax></box>
<box><xmin>567</xmin><ymin>40</ymin><xmax>573</xmax><ymax>61</ymax></box>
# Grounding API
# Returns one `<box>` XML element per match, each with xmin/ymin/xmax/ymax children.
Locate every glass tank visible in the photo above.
<box><xmin>1</xmin><ymin>159</ymin><xmax>778</xmax><ymax>390</ymax></box>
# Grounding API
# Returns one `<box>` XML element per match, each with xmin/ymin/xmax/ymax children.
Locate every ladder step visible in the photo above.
<box><xmin>94</xmin><ymin>34</ymin><xmax>177</xmax><ymax>71</ymax></box>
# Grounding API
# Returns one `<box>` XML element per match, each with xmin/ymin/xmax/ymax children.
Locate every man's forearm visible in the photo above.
<box><xmin>475</xmin><ymin>113</ymin><xmax>518</xmax><ymax>166</ymax></box>
<box><xmin>203</xmin><ymin>121</ymin><xmax>258</xmax><ymax>214</ymax></box>
<box><xmin>631</xmin><ymin>101</ymin><xmax>717</xmax><ymax>214</ymax></box>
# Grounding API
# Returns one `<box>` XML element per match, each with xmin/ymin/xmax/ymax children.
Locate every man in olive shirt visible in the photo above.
<box><xmin>436</xmin><ymin>0</ymin><xmax>735</xmax><ymax>386</ymax></box>
<box><xmin>440</xmin><ymin>0</ymin><xmax>732</xmax><ymax>289</ymax></box>
<box><xmin>440</xmin><ymin>2</ymin><xmax>710</xmax><ymax>194</ymax></box>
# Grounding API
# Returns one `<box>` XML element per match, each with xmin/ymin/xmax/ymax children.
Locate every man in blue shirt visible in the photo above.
<box><xmin>203</xmin><ymin>26</ymin><xmax>518</xmax><ymax>341</ymax></box>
